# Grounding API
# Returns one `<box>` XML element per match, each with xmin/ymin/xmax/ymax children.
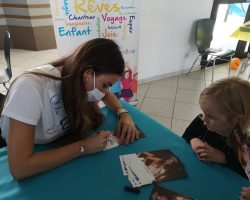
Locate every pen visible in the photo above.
<box><xmin>124</xmin><ymin>186</ymin><xmax>140</xmax><ymax>194</ymax></box>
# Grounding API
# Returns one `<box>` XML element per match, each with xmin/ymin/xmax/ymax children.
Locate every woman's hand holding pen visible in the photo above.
<box><xmin>195</xmin><ymin>143</ymin><xmax>226</xmax><ymax>164</ymax></box>
<box><xmin>80</xmin><ymin>131</ymin><xmax>111</xmax><ymax>154</ymax></box>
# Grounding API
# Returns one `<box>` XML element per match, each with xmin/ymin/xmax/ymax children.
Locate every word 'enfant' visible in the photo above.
<box><xmin>58</xmin><ymin>26</ymin><xmax>92</xmax><ymax>36</ymax></box>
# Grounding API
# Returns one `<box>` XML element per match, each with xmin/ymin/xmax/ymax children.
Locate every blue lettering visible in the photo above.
<box><xmin>58</xmin><ymin>26</ymin><xmax>92</xmax><ymax>37</ymax></box>
<box><xmin>60</xmin><ymin>117</ymin><xmax>70</xmax><ymax>131</ymax></box>
<box><xmin>62</xmin><ymin>0</ymin><xmax>70</xmax><ymax>16</ymax></box>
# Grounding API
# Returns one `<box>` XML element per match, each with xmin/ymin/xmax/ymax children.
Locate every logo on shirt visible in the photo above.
<box><xmin>50</xmin><ymin>95</ymin><xmax>62</xmax><ymax>110</ymax></box>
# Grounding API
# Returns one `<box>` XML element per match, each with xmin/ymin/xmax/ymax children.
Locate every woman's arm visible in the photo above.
<box><xmin>102</xmin><ymin>91</ymin><xmax>139</xmax><ymax>144</ymax></box>
<box><xmin>8</xmin><ymin>118</ymin><xmax>110</xmax><ymax>180</ymax></box>
<box><xmin>102</xmin><ymin>90</ymin><xmax>124</xmax><ymax>113</ymax></box>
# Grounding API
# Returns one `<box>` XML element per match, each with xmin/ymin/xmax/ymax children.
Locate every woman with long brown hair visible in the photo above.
<box><xmin>0</xmin><ymin>38</ymin><xmax>139</xmax><ymax>180</ymax></box>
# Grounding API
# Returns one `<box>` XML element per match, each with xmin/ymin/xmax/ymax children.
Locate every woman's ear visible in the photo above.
<box><xmin>234</xmin><ymin>115</ymin><xmax>246</xmax><ymax>130</ymax></box>
<box><xmin>237</xmin><ymin>115</ymin><xmax>245</xmax><ymax>123</ymax></box>
<box><xmin>85</xmin><ymin>68</ymin><xmax>94</xmax><ymax>75</ymax></box>
<box><xmin>83</xmin><ymin>68</ymin><xmax>94</xmax><ymax>81</ymax></box>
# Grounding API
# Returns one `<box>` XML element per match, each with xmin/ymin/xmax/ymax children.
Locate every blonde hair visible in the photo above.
<box><xmin>200</xmin><ymin>77</ymin><xmax>250</xmax><ymax>134</ymax></box>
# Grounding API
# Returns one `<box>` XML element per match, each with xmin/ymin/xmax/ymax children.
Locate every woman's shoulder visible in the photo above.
<box><xmin>14</xmin><ymin>65</ymin><xmax>59</xmax><ymax>86</ymax></box>
<box><xmin>27</xmin><ymin>64</ymin><xmax>61</xmax><ymax>77</ymax></box>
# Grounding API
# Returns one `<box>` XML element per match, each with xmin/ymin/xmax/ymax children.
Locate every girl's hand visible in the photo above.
<box><xmin>196</xmin><ymin>143</ymin><xmax>226</xmax><ymax>164</ymax></box>
<box><xmin>190</xmin><ymin>138</ymin><xmax>205</xmax><ymax>158</ymax></box>
<box><xmin>81</xmin><ymin>131</ymin><xmax>111</xmax><ymax>154</ymax></box>
<box><xmin>240</xmin><ymin>187</ymin><xmax>250</xmax><ymax>200</ymax></box>
<box><xmin>116</xmin><ymin>113</ymin><xmax>139</xmax><ymax>144</ymax></box>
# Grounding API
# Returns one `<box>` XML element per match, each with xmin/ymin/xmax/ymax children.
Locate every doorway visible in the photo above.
<box><xmin>210</xmin><ymin>1</ymin><xmax>250</xmax><ymax>59</ymax></box>
<box><xmin>211</xmin><ymin>3</ymin><xmax>249</xmax><ymax>51</ymax></box>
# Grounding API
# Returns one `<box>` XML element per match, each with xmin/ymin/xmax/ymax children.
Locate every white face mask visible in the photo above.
<box><xmin>87</xmin><ymin>72</ymin><xmax>106</xmax><ymax>102</ymax></box>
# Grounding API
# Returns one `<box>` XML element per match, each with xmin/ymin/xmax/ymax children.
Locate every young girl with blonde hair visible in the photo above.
<box><xmin>182</xmin><ymin>76</ymin><xmax>250</xmax><ymax>199</ymax></box>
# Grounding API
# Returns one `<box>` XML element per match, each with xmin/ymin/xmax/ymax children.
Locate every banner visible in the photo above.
<box><xmin>49</xmin><ymin>0</ymin><xmax>140</xmax><ymax>105</ymax></box>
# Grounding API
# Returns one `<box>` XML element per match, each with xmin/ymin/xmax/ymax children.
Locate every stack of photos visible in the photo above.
<box><xmin>119</xmin><ymin>149</ymin><xmax>187</xmax><ymax>187</ymax></box>
<box><xmin>230</xmin><ymin>123</ymin><xmax>250</xmax><ymax>180</ymax></box>
<box><xmin>149</xmin><ymin>184</ymin><xmax>194</xmax><ymax>200</ymax></box>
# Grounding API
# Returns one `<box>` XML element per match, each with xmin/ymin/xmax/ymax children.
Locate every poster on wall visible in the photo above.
<box><xmin>49</xmin><ymin>0</ymin><xmax>140</xmax><ymax>105</ymax></box>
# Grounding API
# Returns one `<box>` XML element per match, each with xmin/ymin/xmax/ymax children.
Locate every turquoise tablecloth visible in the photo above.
<box><xmin>0</xmin><ymin>101</ymin><xmax>249</xmax><ymax>200</ymax></box>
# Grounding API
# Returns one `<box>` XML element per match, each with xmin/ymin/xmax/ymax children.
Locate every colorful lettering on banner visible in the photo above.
<box><xmin>68</xmin><ymin>14</ymin><xmax>95</xmax><ymax>20</ymax></box>
<box><xmin>101</xmin><ymin>13</ymin><xmax>127</xmax><ymax>24</ymax></box>
<box><xmin>96</xmin><ymin>17</ymin><xmax>101</xmax><ymax>37</ymax></box>
<box><xmin>58</xmin><ymin>26</ymin><xmax>92</xmax><ymax>36</ymax></box>
<box><xmin>62</xmin><ymin>0</ymin><xmax>70</xmax><ymax>16</ymax></box>
<box><xmin>74</xmin><ymin>0</ymin><xmax>120</xmax><ymax>13</ymax></box>
<box><xmin>65</xmin><ymin>21</ymin><xmax>91</xmax><ymax>26</ymax></box>
<box><xmin>49</xmin><ymin>0</ymin><xmax>140</xmax><ymax>105</ymax></box>
<box><xmin>55</xmin><ymin>0</ymin><xmax>60</xmax><ymax>16</ymax></box>
<box><xmin>101</xmin><ymin>28</ymin><xmax>118</xmax><ymax>38</ymax></box>
<box><xmin>121</xmin><ymin>23</ymin><xmax>128</xmax><ymax>40</ymax></box>
<box><xmin>128</xmin><ymin>16</ymin><xmax>135</xmax><ymax>34</ymax></box>
<box><xmin>107</xmin><ymin>25</ymin><xmax>121</xmax><ymax>30</ymax></box>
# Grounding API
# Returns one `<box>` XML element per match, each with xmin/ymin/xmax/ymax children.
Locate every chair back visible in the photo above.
<box><xmin>196</xmin><ymin>19</ymin><xmax>215</xmax><ymax>53</ymax></box>
<box><xmin>3</xmin><ymin>31</ymin><xmax>12</xmax><ymax>79</ymax></box>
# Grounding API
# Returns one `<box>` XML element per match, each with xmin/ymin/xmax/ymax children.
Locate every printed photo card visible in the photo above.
<box><xmin>120</xmin><ymin>149</ymin><xmax>187</xmax><ymax>187</ymax></box>
<box><xmin>149</xmin><ymin>184</ymin><xmax>195</xmax><ymax>200</ymax></box>
<box><xmin>104</xmin><ymin>126</ymin><xmax>145</xmax><ymax>151</ymax></box>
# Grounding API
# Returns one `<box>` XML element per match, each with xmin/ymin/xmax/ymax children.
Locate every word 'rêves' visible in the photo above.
<box><xmin>74</xmin><ymin>0</ymin><xmax>120</xmax><ymax>13</ymax></box>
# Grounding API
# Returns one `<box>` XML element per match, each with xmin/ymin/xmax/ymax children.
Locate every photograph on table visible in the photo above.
<box><xmin>229</xmin><ymin>123</ymin><xmax>250</xmax><ymax>180</ymax></box>
<box><xmin>149</xmin><ymin>184</ymin><xmax>195</xmax><ymax>200</ymax></box>
<box><xmin>104</xmin><ymin>126</ymin><xmax>145</xmax><ymax>151</ymax></box>
<box><xmin>137</xmin><ymin>150</ymin><xmax>187</xmax><ymax>182</ymax></box>
<box><xmin>119</xmin><ymin>149</ymin><xmax>187</xmax><ymax>187</ymax></box>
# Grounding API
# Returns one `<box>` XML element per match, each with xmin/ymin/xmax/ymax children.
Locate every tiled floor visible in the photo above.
<box><xmin>1</xmin><ymin>49</ymin><xmax>250</xmax><ymax>137</ymax></box>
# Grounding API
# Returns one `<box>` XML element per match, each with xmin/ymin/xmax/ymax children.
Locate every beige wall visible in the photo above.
<box><xmin>0</xmin><ymin>0</ymin><xmax>56</xmax><ymax>50</ymax></box>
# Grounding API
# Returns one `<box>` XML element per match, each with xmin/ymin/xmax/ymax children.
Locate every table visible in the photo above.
<box><xmin>0</xmin><ymin>101</ymin><xmax>249</xmax><ymax>200</ymax></box>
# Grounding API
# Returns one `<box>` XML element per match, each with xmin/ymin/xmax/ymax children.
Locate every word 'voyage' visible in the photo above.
<box><xmin>102</xmin><ymin>13</ymin><xmax>127</xmax><ymax>24</ymax></box>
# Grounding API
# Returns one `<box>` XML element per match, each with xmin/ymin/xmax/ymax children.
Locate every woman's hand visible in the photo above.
<box><xmin>240</xmin><ymin>187</ymin><xmax>250</xmax><ymax>200</ymax></box>
<box><xmin>116</xmin><ymin>113</ymin><xmax>139</xmax><ymax>144</ymax></box>
<box><xmin>195</xmin><ymin>143</ymin><xmax>226</xmax><ymax>164</ymax></box>
<box><xmin>81</xmin><ymin>131</ymin><xmax>111</xmax><ymax>154</ymax></box>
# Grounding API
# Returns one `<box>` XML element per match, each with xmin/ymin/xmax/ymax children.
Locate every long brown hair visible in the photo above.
<box><xmin>52</xmin><ymin>38</ymin><xmax>125</xmax><ymax>138</ymax></box>
<box><xmin>4</xmin><ymin>39</ymin><xmax>124</xmax><ymax>143</ymax></box>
